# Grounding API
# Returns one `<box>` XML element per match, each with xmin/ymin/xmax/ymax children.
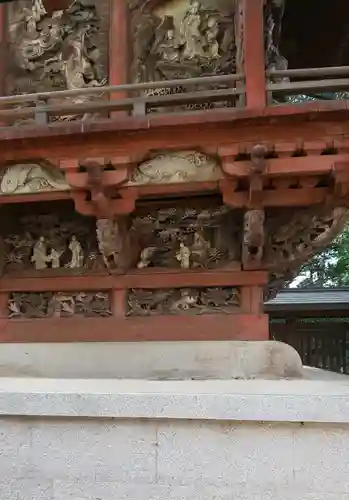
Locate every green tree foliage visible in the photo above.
<box><xmin>295</xmin><ymin>224</ymin><xmax>349</xmax><ymax>287</ymax></box>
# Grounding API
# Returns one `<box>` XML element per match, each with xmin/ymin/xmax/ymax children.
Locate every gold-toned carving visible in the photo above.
<box><xmin>132</xmin><ymin>205</ymin><xmax>242</xmax><ymax>269</ymax></box>
<box><xmin>129</xmin><ymin>151</ymin><xmax>222</xmax><ymax>185</ymax></box>
<box><xmin>8</xmin><ymin>291</ymin><xmax>111</xmax><ymax>319</ymax></box>
<box><xmin>7</xmin><ymin>0</ymin><xmax>107</xmax><ymax>119</ymax></box>
<box><xmin>127</xmin><ymin>287</ymin><xmax>240</xmax><ymax>316</ymax></box>
<box><xmin>0</xmin><ymin>163</ymin><xmax>69</xmax><ymax>195</ymax></box>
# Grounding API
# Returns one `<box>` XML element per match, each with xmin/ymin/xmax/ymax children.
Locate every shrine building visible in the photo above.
<box><xmin>0</xmin><ymin>0</ymin><xmax>348</xmax><ymax>343</ymax></box>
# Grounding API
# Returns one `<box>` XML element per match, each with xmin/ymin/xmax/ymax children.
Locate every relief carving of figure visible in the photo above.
<box><xmin>68</xmin><ymin>235</ymin><xmax>84</xmax><ymax>268</ymax></box>
<box><xmin>180</xmin><ymin>0</ymin><xmax>206</xmax><ymax>60</ymax></box>
<box><xmin>31</xmin><ymin>236</ymin><xmax>48</xmax><ymax>269</ymax></box>
<box><xmin>176</xmin><ymin>242</ymin><xmax>191</xmax><ymax>269</ymax></box>
<box><xmin>154</xmin><ymin>25</ymin><xmax>181</xmax><ymax>64</ymax></box>
<box><xmin>7</xmin><ymin>0</ymin><xmax>106</xmax><ymax>100</ymax></box>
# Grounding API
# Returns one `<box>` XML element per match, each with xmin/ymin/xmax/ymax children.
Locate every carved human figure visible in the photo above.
<box><xmin>47</xmin><ymin>248</ymin><xmax>63</xmax><ymax>268</ymax></box>
<box><xmin>68</xmin><ymin>235</ymin><xmax>84</xmax><ymax>268</ymax></box>
<box><xmin>204</xmin><ymin>17</ymin><xmax>219</xmax><ymax>58</ymax></box>
<box><xmin>181</xmin><ymin>0</ymin><xmax>206</xmax><ymax>60</ymax></box>
<box><xmin>191</xmin><ymin>231</ymin><xmax>210</xmax><ymax>264</ymax></box>
<box><xmin>176</xmin><ymin>242</ymin><xmax>191</xmax><ymax>268</ymax></box>
<box><xmin>31</xmin><ymin>236</ymin><xmax>48</xmax><ymax>270</ymax></box>
<box><xmin>157</xmin><ymin>28</ymin><xmax>181</xmax><ymax>63</ymax></box>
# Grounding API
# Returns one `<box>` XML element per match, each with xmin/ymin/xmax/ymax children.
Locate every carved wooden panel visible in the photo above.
<box><xmin>6</xmin><ymin>0</ymin><xmax>109</xmax><ymax>118</ymax></box>
<box><xmin>9</xmin><ymin>291</ymin><xmax>111</xmax><ymax>318</ymax></box>
<box><xmin>127</xmin><ymin>286</ymin><xmax>240</xmax><ymax>316</ymax></box>
<box><xmin>0</xmin><ymin>162</ymin><xmax>69</xmax><ymax>195</ymax></box>
<box><xmin>0</xmin><ymin>200</ymin><xmax>106</xmax><ymax>276</ymax></box>
<box><xmin>129</xmin><ymin>151</ymin><xmax>222</xmax><ymax>185</ymax></box>
<box><xmin>132</xmin><ymin>204</ymin><xmax>242</xmax><ymax>269</ymax></box>
<box><xmin>128</xmin><ymin>0</ymin><xmax>238</xmax><ymax>109</ymax></box>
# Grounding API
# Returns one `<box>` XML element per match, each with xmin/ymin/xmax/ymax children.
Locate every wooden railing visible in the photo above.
<box><xmin>0</xmin><ymin>65</ymin><xmax>348</xmax><ymax>127</ymax></box>
<box><xmin>0</xmin><ymin>73</ymin><xmax>245</xmax><ymax>126</ymax></box>
<box><xmin>266</xmin><ymin>65</ymin><xmax>349</xmax><ymax>102</ymax></box>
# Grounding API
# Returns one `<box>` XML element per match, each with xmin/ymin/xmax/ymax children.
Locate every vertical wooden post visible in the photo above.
<box><xmin>243</xmin><ymin>0</ymin><xmax>266</xmax><ymax>109</ymax></box>
<box><xmin>0</xmin><ymin>4</ymin><xmax>6</xmax><ymax>96</ymax></box>
<box><xmin>0</xmin><ymin>292</ymin><xmax>8</xmax><ymax>318</ymax></box>
<box><xmin>111</xmin><ymin>289</ymin><xmax>127</xmax><ymax>317</ymax></box>
<box><xmin>109</xmin><ymin>0</ymin><xmax>128</xmax><ymax>99</ymax></box>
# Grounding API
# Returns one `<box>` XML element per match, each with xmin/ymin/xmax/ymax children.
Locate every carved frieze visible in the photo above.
<box><xmin>0</xmin><ymin>163</ymin><xmax>69</xmax><ymax>195</ymax></box>
<box><xmin>129</xmin><ymin>151</ymin><xmax>222</xmax><ymax>185</ymax></box>
<box><xmin>129</xmin><ymin>0</ymin><xmax>237</xmax><ymax>108</ymax></box>
<box><xmin>132</xmin><ymin>205</ymin><xmax>242</xmax><ymax>269</ymax></box>
<box><xmin>7</xmin><ymin>0</ymin><xmax>107</xmax><ymax>119</ymax></box>
<box><xmin>9</xmin><ymin>291</ymin><xmax>111</xmax><ymax>318</ymax></box>
<box><xmin>1</xmin><ymin>203</ymin><xmax>106</xmax><ymax>274</ymax></box>
<box><xmin>127</xmin><ymin>286</ymin><xmax>240</xmax><ymax>316</ymax></box>
<box><xmin>264</xmin><ymin>205</ymin><xmax>349</xmax><ymax>297</ymax></box>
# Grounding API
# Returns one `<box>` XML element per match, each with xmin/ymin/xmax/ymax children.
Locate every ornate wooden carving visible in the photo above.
<box><xmin>242</xmin><ymin>209</ymin><xmax>265</xmax><ymax>270</ymax></box>
<box><xmin>9</xmin><ymin>291</ymin><xmax>111</xmax><ymax>318</ymax></box>
<box><xmin>127</xmin><ymin>286</ymin><xmax>240</xmax><ymax>316</ymax></box>
<box><xmin>128</xmin><ymin>0</ymin><xmax>237</xmax><ymax>108</ymax></box>
<box><xmin>132</xmin><ymin>205</ymin><xmax>242</xmax><ymax>269</ymax></box>
<box><xmin>7</xmin><ymin>0</ymin><xmax>107</xmax><ymax>119</ymax></box>
<box><xmin>0</xmin><ymin>203</ymin><xmax>106</xmax><ymax>274</ymax></box>
<box><xmin>129</xmin><ymin>151</ymin><xmax>222</xmax><ymax>185</ymax></box>
<box><xmin>0</xmin><ymin>162</ymin><xmax>69</xmax><ymax>195</ymax></box>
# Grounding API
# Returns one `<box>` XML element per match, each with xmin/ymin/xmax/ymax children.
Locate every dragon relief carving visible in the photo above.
<box><xmin>129</xmin><ymin>0</ymin><xmax>237</xmax><ymax>109</ymax></box>
<box><xmin>7</xmin><ymin>0</ymin><xmax>107</xmax><ymax>120</ymax></box>
<box><xmin>127</xmin><ymin>287</ymin><xmax>240</xmax><ymax>316</ymax></box>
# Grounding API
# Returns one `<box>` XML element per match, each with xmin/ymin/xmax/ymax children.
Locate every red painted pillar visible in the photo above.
<box><xmin>243</xmin><ymin>0</ymin><xmax>266</xmax><ymax>109</ymax></box>
<box><xmin>109</xmin><ymin>0</ymin><xmax>128</xmax><ymax>99</ymax></box>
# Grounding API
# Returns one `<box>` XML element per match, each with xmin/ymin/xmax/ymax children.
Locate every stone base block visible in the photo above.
<box><xmin>0</xmin><ymin>340</ymin><xmax>303</xmax><ymax>379</ymax></box>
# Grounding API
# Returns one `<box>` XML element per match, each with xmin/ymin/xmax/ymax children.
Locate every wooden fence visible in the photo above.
<box><xmin>271</xmin><ymin>320</ymin><xmax>349</xmax><ymax>374</ymax></box>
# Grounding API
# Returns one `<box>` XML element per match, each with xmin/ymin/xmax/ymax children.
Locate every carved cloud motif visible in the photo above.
<box><xmin>129</xmin><ymin>151</ymin><xmax>222</xmax><ymax>185</ymax></box>
<box><xmin>0</xmin><ymin>163</ymin><xmax>70</xmax><ymax>195</ymax></box>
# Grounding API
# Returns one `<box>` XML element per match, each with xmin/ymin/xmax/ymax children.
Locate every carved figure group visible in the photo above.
<box><xmin>31</xmin><ymin>235</ymin><xmax>84</xmax><ymax>270</ymax></box>
<box><xmin>132</xmin><ymin>0</ymin><xmax>236</xmax><ymax>85</ymax></box>
<box><xmin>133</xmin><ymin>205</ymin><xmax>241</xmax><ymax>270</ymax></box>
<box><xmin>7</xmin><ymin>0</ymin><xmax>106</xmax><ymax>101</ymax></box>
<box><xmin>127</xmin><ymin>287</ymin><xmax>241</xmax><ymax>316</ymax></box>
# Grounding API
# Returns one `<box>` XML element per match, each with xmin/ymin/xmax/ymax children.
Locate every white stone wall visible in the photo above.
<box><xmin>1</xmin><ymin>377</ymin><xmax>349</xmax><ymax>500</ymax></box>
<box><xmin>2</xmin><ymin>417</ymin><xmax>349</xmax><ymax>500</ymax></box>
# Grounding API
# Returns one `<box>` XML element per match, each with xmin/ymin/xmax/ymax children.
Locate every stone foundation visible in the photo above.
<box><xmin>0</xmin><ymin>377</ymin><xmax>349</xmax><ymax>499</ymax></box>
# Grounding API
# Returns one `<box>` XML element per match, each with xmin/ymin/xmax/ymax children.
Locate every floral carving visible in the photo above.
<box><xmin>8</xmin><ymin>291</ymin><xmax>111</xmax><ymax>318</ymax></box>
<box><xmin>127</xmin><ymin>287</ymin><xmax>240</xmax><ymax>316</ymax></box>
